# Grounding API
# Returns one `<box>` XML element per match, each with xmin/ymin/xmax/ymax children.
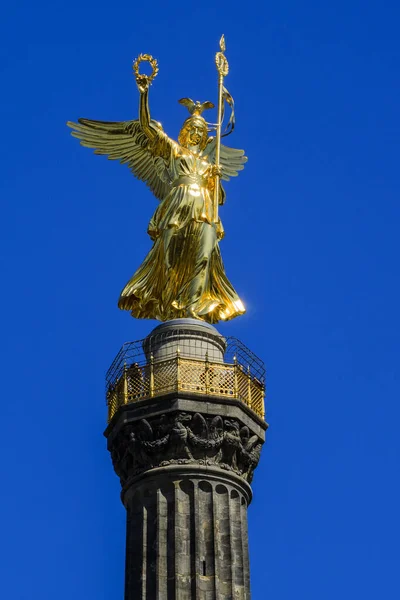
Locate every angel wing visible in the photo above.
<box><xmin>209</xmin><ymin>416</ymin><xmax>224</xmax><ymax>438</ymax></box>
<box><xmin>191</xmin><ymin>413</ymin><xmax>208</xmax><ymax>438</ymax></box>
<box><xmin>202</xmin><ymin>138</ymin><xmax>248</xmax><ymax>181</ymax></box>
<box><xmin>137</xmin><ymin>418</ymin><xmax>153</xmax><ymax>441</ymax></box>
<box><xmin>67</xmin><ymin>118</ymin><xmax>173</xmax><ymax>201</ymax></box>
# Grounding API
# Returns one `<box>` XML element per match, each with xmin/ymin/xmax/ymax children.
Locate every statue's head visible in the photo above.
<box><xmin>177</xmin><ymin>98</ymin><xmax>214</xmax><ymax>151</ymax></box>
<box><xmin>178</xmin><ymin>116</ymin><xmax>208</xmax><ymax>150</ymax></box>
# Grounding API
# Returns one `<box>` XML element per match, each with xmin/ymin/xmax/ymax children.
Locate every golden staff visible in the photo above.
<box><xmin>214</xmin><ymin>35</ymin><xmax>229</xmax><ymax>224</ymax></box>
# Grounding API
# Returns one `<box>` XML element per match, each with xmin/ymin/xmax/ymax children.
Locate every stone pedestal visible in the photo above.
<box><xmin>105</xmin><ymin>320</ymin><xmax>267</xmax><ymax>600</ymax></box>
<box><xmin>143</xmin><ymin>318</ymin><xmax>227</xmax><ymax>362</ymax></box>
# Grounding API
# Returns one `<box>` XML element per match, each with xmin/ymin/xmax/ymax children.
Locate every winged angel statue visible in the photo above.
<box><xmin>68</xmin><ymin>49</ymin><xmax>247</xmax><ymax>324</ymax></box>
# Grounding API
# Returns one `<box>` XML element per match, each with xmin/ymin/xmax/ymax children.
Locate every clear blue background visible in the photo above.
<box><xmin>1</xmin><ymin>1</ymin><xmax>399</xmax><ymax>598</ymax></box>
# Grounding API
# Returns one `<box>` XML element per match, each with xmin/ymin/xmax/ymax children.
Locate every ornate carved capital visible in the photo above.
<box><xmin>108</xmin><ymin>410</ymin><xmax>263</xmax><ymax>486</ymax></box>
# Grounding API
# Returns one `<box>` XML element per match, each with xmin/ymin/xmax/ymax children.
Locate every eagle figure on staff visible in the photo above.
<box><xmin>67</xmin><ymin>36</ymin><xmax>247</xmax><ymax>324</ymax></box>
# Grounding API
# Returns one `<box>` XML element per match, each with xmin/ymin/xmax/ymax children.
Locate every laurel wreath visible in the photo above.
<box><xmin>133</xmin><ymin>54</ymin><xmax>159</xmax><ymax>83</ymax></box>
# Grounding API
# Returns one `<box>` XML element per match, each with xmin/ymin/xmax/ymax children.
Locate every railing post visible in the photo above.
<box><xmin>150</xmin><ymin>354</ymin><xmax>154</xmax><ymax>398</ymax></box>
<box><xmin>107</xmin><ymin>388</ymin><xmax>114</xmax><ymax>422</ymax></box>
<box><xmin>123</xmin><ymin>362</ymin><xmax>129</xmax><ymax>405</ymax></box>
<box><xmin>176</xmin><ymin>347</ymin><xmax>181</xmax><ymax>391</ymax></box>
<box><xmin>233</xmin><ymin>355</ymin><xmax>238</xmax><ymax>398</ymax></box>
<box><xmin>261</xmin><ymin>387</ymin><xmax>266</xmax><ymax>420</ymax></box>
<box><xmin>205</xmin><ymin>351</ymin><xmax>210</xmax><ymax>395</ymax></box>
<box><xmin>247</xmin><ymin>365</ymin><xmax>252</xmax><ymax>408</ymax></box>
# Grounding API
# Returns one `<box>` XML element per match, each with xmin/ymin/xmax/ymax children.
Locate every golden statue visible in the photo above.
<box><xmin>68</xmin><ymin>37</ymin><xmax>247</xmax><ymax>324</ymax></box>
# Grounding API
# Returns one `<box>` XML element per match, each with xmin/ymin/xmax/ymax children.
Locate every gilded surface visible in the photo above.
<box><xmin>67</xmin><ymin>39</ymin><xmax>247</xmax><ymax>323</ymax></box>
<box><xmin>106</xmin><ymin>354</ymin><xmax>265</xmax><ymax>423</ymax></box>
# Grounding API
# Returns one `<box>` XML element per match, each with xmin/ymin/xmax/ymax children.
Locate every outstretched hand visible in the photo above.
<box><xmin>136</xmin><ymin>74</ymin><xmax>150</xmax><ymax>94</ymax></box>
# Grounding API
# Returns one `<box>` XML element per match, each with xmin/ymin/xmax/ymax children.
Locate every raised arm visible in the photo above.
<box><xmin>136</xmin><ymin>75</ymin><xmax>157</xmax><ymax>141</ymax></box>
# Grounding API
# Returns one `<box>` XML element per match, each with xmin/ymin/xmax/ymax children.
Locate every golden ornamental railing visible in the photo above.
<box><xmin>106</xmin><ymin>352</ymin><xmax>265</xmax><ymax>423</ymax></box>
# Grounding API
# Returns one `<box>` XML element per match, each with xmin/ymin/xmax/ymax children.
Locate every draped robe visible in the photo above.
<box><xmin>118</xmin><ymin>144</ymin><xmax>245</xmax><ymax>323</ymax></box>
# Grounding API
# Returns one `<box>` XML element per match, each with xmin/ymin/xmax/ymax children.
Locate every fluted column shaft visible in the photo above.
<box><xmin>123</xmin><ymin>469</ymin><xmax>251</xmax><ymax>600</ymax></box>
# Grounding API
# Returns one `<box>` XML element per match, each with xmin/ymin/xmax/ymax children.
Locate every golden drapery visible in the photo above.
<box><xmin>118</xmin><ymin>146</ymin><xmax>245</xmax><ymax>323</ymax></box>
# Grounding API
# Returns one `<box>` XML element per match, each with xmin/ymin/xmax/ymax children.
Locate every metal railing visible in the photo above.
<box><xmin>106</xmin><ymin>351</ymin><xmax>265</xmax><ymax>423</ymax></box>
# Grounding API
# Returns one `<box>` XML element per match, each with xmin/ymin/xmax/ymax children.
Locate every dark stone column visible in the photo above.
<box><xmin>106</xmin><ymin>394</ymin><xmax>266</xmax><ymax>600</ymax></box>
<box><xmin>105</xmin><ymin>319</ymin><xmax>267</xmax><ymax>599</ymax></box>
<box><xmin>122</xmin><ymin>467</ymin><xmax>251</xmax><ymax>600</ymax></box>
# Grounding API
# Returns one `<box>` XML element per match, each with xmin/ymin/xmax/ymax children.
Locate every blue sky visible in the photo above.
<box><xmin>1</xmin><ymin>1</ymin><xmax>400</xmax><ymax>598</ymax></box>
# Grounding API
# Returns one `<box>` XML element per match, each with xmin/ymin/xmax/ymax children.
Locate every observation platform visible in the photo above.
<box><xmin>106</xmin><ymin>319</ymin><xmax>266</xmax><ymax>423</ymax></box>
